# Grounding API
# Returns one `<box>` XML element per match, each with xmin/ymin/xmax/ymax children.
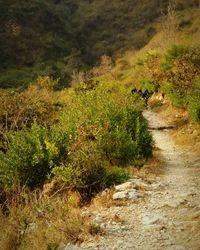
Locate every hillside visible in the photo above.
<box><xmin>0</xmin><ymin>1</ymin><xmax>200</xmax><ymax>249</ymax></box>
<box><xmin>0</xmin><ymin>0</ymin><xmax>199</xmax><ymax>88</ymax></box>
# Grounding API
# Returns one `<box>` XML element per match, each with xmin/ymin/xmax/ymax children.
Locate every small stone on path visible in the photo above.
<box><xmin>113</xmin><ymin>189</ymin><xmax>142</xmax><ymax>200</ymax></box>
<box><xmin>142</xmin><ymin>213</ymin><xmax>164</xmax><ymax>226</ymax></box>
<box><xmin>64</xmin><ymin>244</ymin><xmax>81</xmax><ymax>250</ymax></box>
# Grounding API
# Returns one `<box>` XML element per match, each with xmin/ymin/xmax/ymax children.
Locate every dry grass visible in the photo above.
<box><xmin>0</xmin><ymin>189</ymin><xmax>93</xmax><ymax>250</ymax></box>
<box><xmin>171</xmin><ymin>124</ymin><xmax>200</xmax><ymax>155</ymax></box>
<box><xmin>151</xmin><ymin>97</ymin><xmax>200</xmax><ymax>155</ymax></box>
<box><xmin>88</xmin><ymin>153</ymin><xmax>163</xmax><ymax>213</ymax></box>
<box><xmin>125</xmin><ymin>153</ymin><xmax>163</xmax><ymax>181</ymax></box>
<box><xmin>90</xmin><ymin>189</ymin><xmax>127</xmax><ymax>211</ymax></box>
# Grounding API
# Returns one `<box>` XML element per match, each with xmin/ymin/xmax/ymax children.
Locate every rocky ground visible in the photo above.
<box><xmin>64</xmin><ymin>109</ymin><xmax>200</xmax><ymax>250</ymax></box>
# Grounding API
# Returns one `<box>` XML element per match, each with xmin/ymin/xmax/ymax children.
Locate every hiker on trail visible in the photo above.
<box><xmin>142</xmin><ymin>89</ymin><xmax>149</xmax><ymax>104</ymax></box>
<box><xmin>155</xmin><ymin>82</ymin><xmax>160</xmax><ymax>93</ymax></box>
<box><xmin>142</xmin><ymin>89</ymin><xmax>149</xmax><ymax>98</ymax></box>
<box><xmin>131</xmin><ymin>87</ymin><xmax>137</xmax><ymax>94</ymax></box>
<box><xmin>138</xmin><ymin>89</ymin><xmax>143</xmax><ymax>96</ymax></box>
<box><xmin>131</xmin><ymin>88</ymin><xmax>150</xmax><ymax>105</ymax></box>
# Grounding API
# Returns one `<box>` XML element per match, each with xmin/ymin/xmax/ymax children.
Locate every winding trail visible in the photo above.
<box><xmin>80</xmin><ymin>109</ymin><xmax>200</xmax><ymax>250</ymax></box>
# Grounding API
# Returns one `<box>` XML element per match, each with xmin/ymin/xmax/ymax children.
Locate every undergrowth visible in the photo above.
<box><xmin>0</xmin><ymin>76</ymin><xmax>153</xmax><ymax>248</ymax></box>
<box><xmin>0</xmin><ymin>188</ymin><xmax>92</xmax><ymax>250</ymax></box>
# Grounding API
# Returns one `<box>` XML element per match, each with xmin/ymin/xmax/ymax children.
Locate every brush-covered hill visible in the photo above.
<box><xmin>0</xmin><ymin>0</ymin><xmax>199</xmax><ymax>88</ymax></box>
<box><xmin>0</xmin><ymin>2</ymin><xmax>200</xmax><ymax>248</ymax></box>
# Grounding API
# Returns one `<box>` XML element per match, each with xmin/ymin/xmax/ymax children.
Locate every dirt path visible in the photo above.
<box><xmin>79</xmin><ymin>109</ymin><xmax>200</xmax><ymax>250</ymax></box>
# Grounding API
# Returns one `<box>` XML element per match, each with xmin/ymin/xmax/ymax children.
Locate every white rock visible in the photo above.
<box><xmin>113</xmin><ymin>191</ymin><xmax>128</xmax><ymax>200</ymax></box>
<box><xmin>127</xmin><ymin>189</ymin><xmax>142</xmax><ymax>199</ymax></box>
<box><xmin>100</xmin><ymin>188</ymin><xmax>109</xmax><ymax>197</ymax></box>
<box><xmin>113</xmin><ymin>189</ymin><xmax>142</xmax><ymax>200</ymax></box>
<box><xmin>64</xmin><ymin>244</ymin><xmax>81</xmax><ymax>250</ymax></box>
<box><xmin>115</xmin><ymin>182</ymin><xmax>133</xmax><ymax>191</ymax></box>
<box><xmin>142</xmin><ymin>214</ymin><xmax>164</xmax><ymax>226</ymax></box>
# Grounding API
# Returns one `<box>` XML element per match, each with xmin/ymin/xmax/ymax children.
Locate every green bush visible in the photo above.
<box><xmin>161</xmin><ymin>82</ymin><xmax>186</xmax><ymax>107</ymax></box>
<box><xmin>187</xmin><ymin>77</ymin><xmax>200</xmax><ymax>123</ymax></box>
<box><xmin>101</xmin><ymin>109</ymin><xmax>152</xmax><ymax>165</ymax></box>
<box><xmin>165</xmin><ymin>44</ymin><xmax>200</xmax><ymax>68</ymax></box>
<box><xmin>51</xmin><ymin>141</ymin><xmax>129</xmax><ymax>198</ymax></box>
<box><xmin>161</xmin><ymin>45</ymin><xmax>200</xmax><ymax>120</ymax></box>
<box><xmin>61</xmin><ymin>84</ymin><xmax>152</xmax><ymax>165</ymax></box>
<box><xmin>187</xmin><ymin>92</ymin><xmax>200</xmax><ymax>123</ymax></box>
<box><xmin>134</xmin><ymin>115</ymin><xmax>152</xmax><ymax>158</ymax></box>
<box><xmin>136</xmin><ymin>58</ymin><xmax>145</xmax><ymax>66</ymax></box>
<box><xmin>101</xmin><ymin>122</ymin><xmax>138</xmax><ymax>165</ymax></box>
<box><xmin>70</xmin><ymin>141</ymin><xmax>108</xmax><ymax>198</ymax></box>
<box><xmin>182</xmin><ymin>45</ymin><xmax>200</xmax><ymax>68</ymax></box>
<box><xmin>140</xmin><ymin>79</ymin><xmax>160</xmax><ymax>92</ymax></box>
<box><xmin>165</xmin><ymin>44</ymin><xmax>190</xmax><ymax>61</ymax></box>
<box><xmin>0</xmin><ymin>123</ymin><xmax>69</xmax><ymax>189</ymax></box>
<box><xmin>0</xmin><ymin>83</ymin><xmax>152</xmax><ymax>197</ymax></box>
<box><xmin>53</xmin><ymin>84</ymin><xmax>152</xmax><ymax>198</ymax></box>
<box><xmin>160</xmin><ymin>62</ymin><xmax>172</xmax><ymax>72</ymax></box>
<box><xmin>105</xmin><ymin>167</ymin><xmax>129</xmax><ymax>186</ymax></box>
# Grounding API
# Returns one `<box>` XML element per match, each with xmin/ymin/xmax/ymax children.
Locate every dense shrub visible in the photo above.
<box><xmin>61</xmin><ymin>84</ymin><xmax>152</xmax><ymax>163</ymax></box>
<box><xmin>101</xmin><ymin>109</ymin><xmax>152</xmax><ymax>164</ymax></box>
<box><xmin>187</xmin><ymin>91</ymin><xmax>200</xmax><ymax>123</ymax></box>
<box><xmin>165</xmin><ymin>44</ymin><xmax>200</xmax><ymax>67</ymax></box>
<box><xmin>0</xmin><ymin>77</ymin><xmax>64</xmax><ymax>134</ymax></box>
<box><xmin>187</xmin><ymin>77</ymin><xmax>200</xmax><ymax>123</ymax></box>
<box><xmin>0</xmin><ymin>82</ymin><xmax>152</xmax><ymax>197</ymax></box>
<box><xmin>0</xmin><ymin>123</ymin><xmax>69</xmax><ymax>189</ymax></box>
<box><xmin>140</xmin><ymin>79</ymin><xmax>160</xmax><ymax>92</ymax></box>
<box><xmin>160</xmin><ymin>44</ymin><xmax>200</xmax><ymax>114</ymax></box>
<box><xmin>101</xmin><ymin>125</ymin><xmax>138</xmax><ymax>165</ymax></box>
<box><xmin>52</xmin><ymin>84</ymin><xmax>152</xmax><ymax>197</ymax></box>
<box><xmin>58</xmin><ymin>141</ymin><xmax>127</xmax><ymax>198</ymax></box>
<box><xmin>105</xmin><ymin>167</ymin><xmax>129</xmax><ymax>186</ymax></box>
<box><xmin>163</xmin><ymin>45</ymin><xmax>200</xmax><ymax>88</ymax></box>
<box><xmin>165</xmin><ymin>44</ymin><xmax>190</xmax><ymax>61</ymax></box>
<box><xmin>161</xmin><ymin>82</ymin><xmax>186</xmax><ymax>107</ymax></box>
<box><xmin>160</xmin><ymin>62</ymin><xmax>172</xmax><ymax>72</ymax></box>
<box><xmin>182</xmin><ymin>45</ymin><xmax>200</xmax><ymax>68</ymax></box>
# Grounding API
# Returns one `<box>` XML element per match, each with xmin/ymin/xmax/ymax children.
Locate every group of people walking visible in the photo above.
<box><xmin>131</xmin><ymin>88</ymin><xmax>150</xmax><ymax>104</ymax></box>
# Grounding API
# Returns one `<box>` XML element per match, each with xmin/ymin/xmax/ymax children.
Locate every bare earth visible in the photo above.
<box><xmin>79</xmin><ymin>109</ymin><xmax>200</xmax><ymax>250</ymax></box>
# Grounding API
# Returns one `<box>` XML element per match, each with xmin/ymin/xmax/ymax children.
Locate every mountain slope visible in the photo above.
<box><xmin>1</xmin><ymin>0</ymin><xmax>199</xmax><ymax>88</ymax></box>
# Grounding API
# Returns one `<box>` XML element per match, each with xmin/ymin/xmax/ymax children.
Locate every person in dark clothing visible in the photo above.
<box><xmin>131</xmin><ymin>87</ymin><xmax>137</xmax><ymax>94</ymax></box>
<box><xmin>142</xmin><ymin>89</ymin><xmax>149</xmax><ymax>104</ymax></box>
<box><xmin>138</xmin><ymin>89</ymin><xmax>143</xmax><ymax>96</ymax></box>
<box><xmin>142</xmin><ymin>89</ymin><xmax>149</xmax><ymax>98</ymax></box>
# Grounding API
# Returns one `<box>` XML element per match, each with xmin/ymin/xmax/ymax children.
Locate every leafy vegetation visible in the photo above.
<box><xmin>0</xmin><ymin>83</ymin><xmax>152</xmax><ymax>194</ymax></box>
<box><xmin>0</xmin><ymin>123</ymin><xmax>69</xmax><ymax>189</ymax></box>
<box><xmin>1</xmin><ymin>1</ymin><xmax>200</xmax><ymax>248</ymax></box>
<box><xmin>0</xmin><ymin>71</ymin><xmax>153</xmax><ymax>247</ymax></box>
<box><xmin>160</xmin><ymin>45</ymin><xmax>200</xmax><ymax>118</ymax></box>
<box><xmin>112</xmin><ymin>40</ymin><xmax>200</xmax><ymax>123</ymax></box>
<box><xmin>187</xmin><ymin>77</ymin><xmax>200</xmax><ymax>123</ymax></box>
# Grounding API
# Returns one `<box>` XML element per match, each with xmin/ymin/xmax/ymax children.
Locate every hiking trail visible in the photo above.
<box><xmin>77</xmin><ymin>109</ymin><xmax>200</xmax><ymax>250</ymax></box>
